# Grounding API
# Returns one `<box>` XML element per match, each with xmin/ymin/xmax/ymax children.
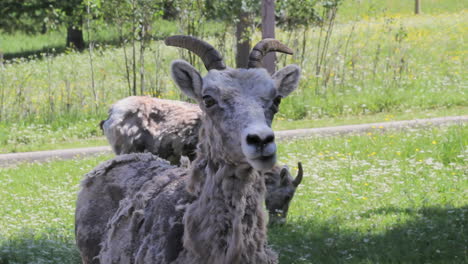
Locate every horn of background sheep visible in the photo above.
<box><xmin>164</xmin><ymin>35</ymin><xmax>226</xmax><ymax>71</ymax></box>
<box><xmin>247</xmin><ymin>39</ymin><xmax>294</xmax><ymax>69</ymax></box>
<box><xmin>292</xmin><ymin>162</ymin><xmax>303</xmax><ymax>187</ymax></box>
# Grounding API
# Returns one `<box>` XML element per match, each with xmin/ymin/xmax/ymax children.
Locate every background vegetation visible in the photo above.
<box><xmin>0</xmin><ymin>0</ymin><xmax>465</xmax><ymax>152</ymax></box>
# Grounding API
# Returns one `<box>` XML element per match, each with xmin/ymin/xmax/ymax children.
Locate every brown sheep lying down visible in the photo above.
<box><xmin>100</xmin><ymin>95</ymin><xmax>303</xmax><ymax>225</ymax></box>
<box><xmin>100</xmin><ymin>96</ymin><xmax>201</xmax><ymax>165</ymax></box>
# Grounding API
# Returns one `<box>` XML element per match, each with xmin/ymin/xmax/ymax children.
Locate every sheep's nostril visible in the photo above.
<box><xmin>264</xmin><ymin>134</ymin><xmax>275</xmax><ymax>144</ymax></box>
<box><xmin>246</xmin><ymin>134</ymin><xmax>262</xmax><ymax>145</ymax></box>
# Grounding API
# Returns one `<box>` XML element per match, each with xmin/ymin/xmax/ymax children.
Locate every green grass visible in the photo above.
<box><xmin>337</xmin><ymin>0</ymin><xmax>467</xmax><ymax>21</ymax></box>
<box><xmin>271</xmin><ymin>124</ymin><xmax>467</xmax><ymax>263</ymax></box>
<box><xmin>273</xmin><ymin>105</ymin><xmax>467</xmax><ymax>131</ymax></box>
<box><xmin>0</xmin><ymin>125</ymin><xmax>466</xmax><ymax>263</ymax></box>
<box><xmin>0</xmin><ymin>154</ymin><xmax>113</xmax><ymax>264</ymax></box>
<box><xmin>274</xmin><ymin>11</ymin><xmax>467</xmax><ymax>120</ymax></box>
<box><xmin>0</xmin><ymin>118</ymin><xmax>106</xmax><ymax>153</ymax></box>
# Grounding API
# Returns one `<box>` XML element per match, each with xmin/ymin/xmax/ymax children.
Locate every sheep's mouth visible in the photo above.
<box><xmin>257</xmin><ymin>154</ymin><xmax>275</xmax><ymax>162</ymax></box>
<box><xmin>248</xmin><ymin>154</ymin><xmax>276</xmax><ymax>171</ymax></box>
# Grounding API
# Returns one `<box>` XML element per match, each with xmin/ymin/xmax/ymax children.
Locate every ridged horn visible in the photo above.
<box><xmin>292</xmin><ymin>162</ymin><xmax>303</xmax><ymax>187</ymax></box>
<box><xmin>164</xmin><ymin>35</ymin><xmax>226</xmax><ymax>71</ymax></box>
<box><xmin>248</xmin><ymin>38</ymin><xmax>294</xmax><ymax>68</ymax></box>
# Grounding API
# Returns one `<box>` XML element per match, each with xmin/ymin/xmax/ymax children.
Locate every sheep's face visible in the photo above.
<box><xmin>170</xmin><ymin>60</ymin><xmax>300</xmax><ymax>170</ymax></box>
<box><xmin>264</xmin><ymin>164</ymin><xmax>303</xmax><ymax>225</ymax></box>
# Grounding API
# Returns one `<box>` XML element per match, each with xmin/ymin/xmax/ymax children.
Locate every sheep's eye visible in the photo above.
<box><xmin>273</xmin><ymin>96</ymin><xmax>282</xmax><ymax>106</ymax></box>
<box><xmin>271</xmin><ymin>96</ymin><xmax>282</xmax><ymax>113</ymax></box>
<box><xmin>202</xmin><ymin>95</ymin><xmax>217</xmax><ymax>108</ymax></box>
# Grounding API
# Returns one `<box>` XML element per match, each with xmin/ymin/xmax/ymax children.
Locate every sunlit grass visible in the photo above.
<box><xmin>273</xmin><ymin>105</ymin><xmax>468</xmax><ymax>131</ymax></box>
<box><xmin>0</xmin><ymin>125</ymin><xmax>466</xmax><ymax>263</ymax></box>
<box><xmin>337</xmin><ymin>0</ymin><xmax>467</xmax><ymax>21</ymax></box>
<box><xmin>0</xmin><ymin>118</ymin><xmax>105</xmax><ymax>153</ymax></box>
<box><xmin>272</xmin><ymin>124</ymin><xmax>467</xmax><ymax>263</ymax></box>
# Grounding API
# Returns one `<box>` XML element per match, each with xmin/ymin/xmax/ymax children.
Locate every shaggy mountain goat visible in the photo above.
<box><xmin>265</xmin><ymin>162</ymin><xmax>303</xmax><ymax>225</ymax></box>
<box><xmin>100</xmin><ymin>96</ymin><xmax>201</xmax><ymax>164</ymax></box>
<box><xmin>76</xmin><ymin>35</ymin><xmax>300</xmax><ymax>264</ymax></box>
<box><xmin>100</xmin><ymin>96</ymin><xmax>303</xmax><ymax>225</ymax></box>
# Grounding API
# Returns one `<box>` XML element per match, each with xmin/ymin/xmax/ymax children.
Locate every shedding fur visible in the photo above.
<box><xmin>100</xmin><ymin>96</ymin><xmax>201</xmax><ymax>165</ymax></box>
<box><xmin>101</xmin><ymin>97</ymin><xmax>303</xmax><ymax>225</ymax></box>
<box><xmin>76</xmin><ymin>36</ymin><xmax>301</xmax><ymax>264</ymax></box>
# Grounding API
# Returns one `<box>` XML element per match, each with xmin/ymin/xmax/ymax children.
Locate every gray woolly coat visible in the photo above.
<box><xmin>100</xmin><ymin>96</ymin><xmax>201</xmax><ymax>164</ymax></box>
<box><xmin>75</xmin><ymin>153</ymin><xmax>277</xmax><ymax>264</ymax></box>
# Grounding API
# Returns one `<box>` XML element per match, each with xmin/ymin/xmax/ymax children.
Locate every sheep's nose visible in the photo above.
<box><xmin>246</xmin><ymin>132</ymin><xmax>275</xmax><ymax>148</ymax></box>
<box><xmin>242</xmin><ymin>125</ymin><xmax>277</xmax><ymax>169</ymax></box>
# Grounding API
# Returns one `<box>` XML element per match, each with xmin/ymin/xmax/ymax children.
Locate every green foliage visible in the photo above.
<box><xmin>276</xmin><ymin>0</ymin><xmax>323</xmax><ymax>30</ymax></box>
<box><xmin>0</xmin><ymin>0</ymin><xmax>59</xmax><ymax>34</ymax></box>
<box><xmin>205</xmin><ymin>0</ymin><xmax>260</xmax><ymax>22</ymax></box>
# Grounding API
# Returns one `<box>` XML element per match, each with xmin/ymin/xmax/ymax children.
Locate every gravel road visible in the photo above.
<box><xmin>1</xmin><ymin>115</ymin><xmax>466</xmax><ymax>166</ymax></box>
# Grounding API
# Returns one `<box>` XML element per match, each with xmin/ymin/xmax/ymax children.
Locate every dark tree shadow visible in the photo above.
<box><xmin>1</xmin><ymin>206</ymin><xmax>465</xmax><ymax>264</ymax></box>
<box><xmin>269</xmin><ymin>205</ymin><xmax>467</xmax><ymax>264</ymax></box>
<box><xmin>0</xmin><ymin>229</ymin><xmax>80</xmax><ymax>264</ymax></box>
<box><xmin>2</xmin><ymin>37</ymin><xmax>124</xmax><ymax>61</ymax></box>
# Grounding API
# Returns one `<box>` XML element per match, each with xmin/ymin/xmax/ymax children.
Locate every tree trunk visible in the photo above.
<box><xmin>262</xmin><ymin>0</ymin><xmax>276</xmax><ymax>74</ymax></box>
<box><xmin>415</xmin><ymin>0</ymin><xmax>421</xmax><ymax>14</ymax></box>
<box><xmin>235</xmin><ymin>11</ymin><xmax>251</xmax><ymax>69</ymax></box>
<box><xmin>66</xmin><ymin>24</ymin><xmax>85</xmax><ymax>51</ymax></box>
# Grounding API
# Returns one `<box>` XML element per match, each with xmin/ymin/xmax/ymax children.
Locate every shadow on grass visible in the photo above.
<box><xmin>2</xmin><ymin>45</ymin><xmax>68</xmax><ymax>61</ymax></box>
<box><xmin>0</xmin><ymin>229</ymin><xmax>80</xmax><ymax>264</ymax></box>
<box><xmin>2</xmin><ymin>37</ymin><xmax>124</xmax><ymax>61</ymax></box>
<box><xmin>1</xmin><ymin>206</ymin><xmax>465</xmax><ymax>264</ymax></box>
<box><xmin>269</xmin><ymin>205</ymin><xmax>467</xmax><ymax>264</ymax></box>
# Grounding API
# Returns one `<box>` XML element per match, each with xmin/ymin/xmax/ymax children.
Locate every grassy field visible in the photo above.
<box><xmin>0</xmin><ymin>3</ymin><xmax>466</xmax><ymax>129</ymax></box>
<box><xmin>273</xmin><ymin>124</ymin><xmax>467</xmax><ymax>263</ymax></box>
<box><xmin>337</xmin><ymin>0</ymin><xmax>467</xmax><ymax>21</ymax></box>
<box><xmin>0</xmin><ymin>124</ymin><xmax>466</xmax><ymax>263</ymax></box>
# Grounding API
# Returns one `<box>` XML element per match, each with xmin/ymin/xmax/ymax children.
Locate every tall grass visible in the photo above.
<box><xmin>1</xmin><ymin>10</ymin><xmax>466</xmax><ymax>125</ymax></box>
<box><xmin>337</xmin><ymin>0</ymin><xmax>467</xmax><ymax>21</ymax></box>
<box><xmin>275</xmin><ymin>11</ymin><xmax>467</xmax><ymax>119</ymax></box>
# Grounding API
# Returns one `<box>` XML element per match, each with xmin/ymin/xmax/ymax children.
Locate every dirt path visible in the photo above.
<box><xmin>1</xmin><ymin>115</ymin><xmax>466</xmax><ymax>166</ymax></box>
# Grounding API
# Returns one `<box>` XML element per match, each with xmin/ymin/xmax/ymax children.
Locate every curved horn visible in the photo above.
<box><xmin>165</xmin><ymin>35</ymin><xmax>226</xmax><ymax>71</ymax></box>
<box><xmin>248</xmin><ymin>38</ymin><xmax>294</xmax><ymax>68</ymax></box>
<box><xmin>292</xmin><ymin>162</ymin><xmax>303</xmax><ymax>187</ymax></box>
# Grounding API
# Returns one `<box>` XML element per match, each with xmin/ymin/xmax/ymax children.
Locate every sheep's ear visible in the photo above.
<box><xmin>280</xmin><ymin>166</ymin><xmax>289</xmax><ymax>186</ymax></box>
<box><xmin>273</xmin><ymin>64</ymin><xmax>300</xmax><ymax>98</ymax></box>
<box><xmin>170</xmin><ymin>60</ymin><xmax>203</xmax><ymax>100</ymax></box>
<box><xmin>293</xmin><ymin>162</ymin><xmax>303</xmax><ymax>187</ymax></box>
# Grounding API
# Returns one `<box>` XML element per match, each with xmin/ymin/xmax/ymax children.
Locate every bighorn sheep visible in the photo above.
<box><xmin>265</xmin><ymin>162</ymin><xmax>303</xmax><ymax>225</ymax></box>
<box><xmin>100</xmin><ymin>96</ymin><xmax>201</xmax><ymax>164</ymax></box>
<box><xmin>100</xmin><ymin>96</ymin><xmax>304</xmax><ymax>225</ymax></box>
<box><xmin>76</xmin><ymin>35</ymin><xmax>300</xmax><ymax>263</ymax></box>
